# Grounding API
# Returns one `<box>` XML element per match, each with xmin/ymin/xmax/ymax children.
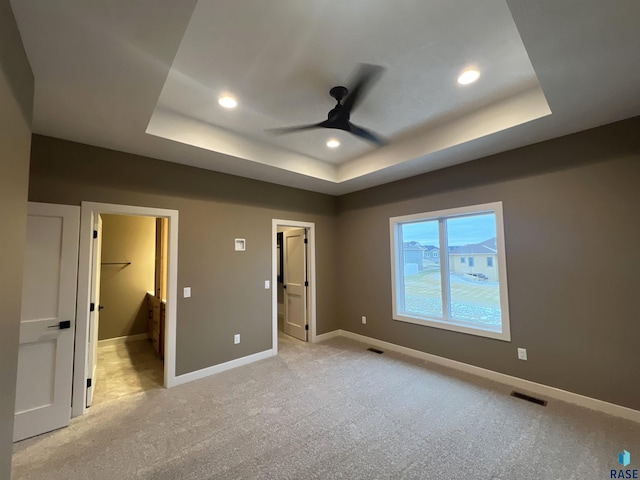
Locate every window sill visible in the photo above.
<box><xmin>393</xmin><ymin>313</ymin><xmax>511</xmax><ymax>342</ymax></box>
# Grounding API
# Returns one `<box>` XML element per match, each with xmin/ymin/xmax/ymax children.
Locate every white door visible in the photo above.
<box><xmin>85</xmin><ymin>214</ymin><xmax>102</xmax><ymax>407</ymax></box>
<box><xmin>283</xmin><ymin>228</ymin><xmax>308</xmax><ymax>341</ymax></box>
<box><xmin>14</xmin><ymin>203</ymin><xmax>80</xmax><ymax>441</ymax></box>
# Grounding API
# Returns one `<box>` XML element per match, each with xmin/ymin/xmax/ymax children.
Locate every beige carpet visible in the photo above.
<box><xmin>12</xmin><ymin>334</ymin><xmax>640</xmax><ymax>479</ymax></box>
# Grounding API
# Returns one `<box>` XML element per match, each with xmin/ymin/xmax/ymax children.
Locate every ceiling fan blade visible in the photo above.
<box><xmin>342</xmin><ymin>63</ymin><xmax>385</xmax><ymax>115</ymax></box>
<box><xmin>349</xmin><ymin>123</ymin><xmax>387</xmax><ymax>146</ymax></box>
<box><xmin>264</xmin><ymin>121</ymin><xmax>328</xmax><ymax>135</ymax></box>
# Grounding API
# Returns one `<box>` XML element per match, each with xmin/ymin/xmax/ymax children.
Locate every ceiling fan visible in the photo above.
<box><xmin>265</xmin><ymin>63</ymin><xmax>387</xmax><ymax>146</ymax></box>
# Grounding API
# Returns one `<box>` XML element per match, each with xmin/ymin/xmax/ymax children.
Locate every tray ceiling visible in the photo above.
<box><xmin>11</xmin><ymin>0</ymin><xmax>640</xmax><ymax>194</ymax></box>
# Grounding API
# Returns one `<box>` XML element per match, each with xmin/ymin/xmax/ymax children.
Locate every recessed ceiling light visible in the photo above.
<box><xmin>326</xmin><ymin>139</ymin><xmax>340</xmax><ymax>148</ymax></box>
<box><xmin>457</xmin><ymin>68</ymin><xmax>480</xmax><ymax>85</ymax></box>
<box><xmin>218</xmin><ymin>95</ymin><xmax>237</xmax><ymax>109</ymax></box>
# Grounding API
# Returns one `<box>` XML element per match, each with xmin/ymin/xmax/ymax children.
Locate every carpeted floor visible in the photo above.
<box><xmin>12</xmin><ymin>333</ymin><xmax>640</xmax><ymax>479</ymax></box>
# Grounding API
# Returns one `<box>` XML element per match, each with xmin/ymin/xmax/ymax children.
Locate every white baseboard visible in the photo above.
<box><xmin>97</xmin><ymin>333</ymin><xmax>149</xmax><ymax>346</ymax></box>
<box><xmin>325</xmin><ymin>329</ymin><xmax>640</xmax><ymax>423</ymax></box>
<box><xmin>314</xmin><ymin>330</ymin><xmax>343</xmax><ymax>343</ymax></box>
<box><xmin>170</xmin><ymin>349</ymin><xmax>276</xmax><ymax>387</ymax></box>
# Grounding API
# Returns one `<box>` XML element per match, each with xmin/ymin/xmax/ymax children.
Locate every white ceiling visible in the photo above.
<box><xmin>11</xmin><ymin>0</ymin><xmax>640</xmax><ymax>195</ymax></box>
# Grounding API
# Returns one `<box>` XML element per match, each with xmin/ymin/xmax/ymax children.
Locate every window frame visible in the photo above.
<box><xmin>389</xmin><ymin>201</ymin><xmax>511</xmax><ymax>342</ymax></box>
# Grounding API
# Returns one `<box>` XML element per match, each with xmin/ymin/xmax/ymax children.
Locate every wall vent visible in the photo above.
<box><xmin>510</xmin><ymin>391</ymin><xmax>548</xmax><ymax>406</ymax></box>
<box><xmin>367</xmin><ymin>347</ymin><xmax>384</xmax><ymax>354</ymax></box>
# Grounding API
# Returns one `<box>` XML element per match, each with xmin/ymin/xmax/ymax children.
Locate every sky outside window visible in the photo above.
<box><xmin>402</xmin><ymin>214</ymin><xmax>496</xmax><ymax>246</ymax></box>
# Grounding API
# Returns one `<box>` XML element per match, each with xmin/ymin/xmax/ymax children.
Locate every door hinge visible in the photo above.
<box><xmin>90</xmin><ymin>303</ymin><xmax>95</xmax><ymax>312</ymax></box>
<box><xmin>305</xmin><ymin>325</ymin><xmax>309</xmax><ymax>331</ymax></box>
<box><xmin>304</xmin><ymin>238</ymin><xmax>308</xmax><ymax>244</ymax></box>
<box><xmin>86</xmin><ymin>378</ymin><xmax>92</xmax><ymax>388</ymax></box>
<box><xmin>304</xmin><ymin>281</ymin><xmax>309</xmax><ymax>287</ymax></box>
<box><xmin>93</xmin><ymin>230</ymin><xmax>98</xmax><ymax>239</ymax></box>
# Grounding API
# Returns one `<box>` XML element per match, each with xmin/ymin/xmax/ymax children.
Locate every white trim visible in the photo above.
<box><xmin>272</xmin><ymin>219</ymin><xmax>317</xmax><ymax>353</ymax></box>
<box><xmin>389</xmin><ymin>201</ymin><xmax>511</xmax><ymax>342</ymax></box>
<box><xmin>97</xmin><ymin>333</ymin><xmax>149</xmax><ymax>347</ymax></box>
<box><xmin>73</xmin><ymin>202</ymin><xmax>179</xmax><ymax>417</ymax></box>
<box><xmin>171</xmin><ymin>349</ymin><xmax>275</xmax><ymax>387</ymax></box>
<box><xmin>333</xmin><ymin>330</ymin><xmax>640</xmax><ymax>423</ymax></box>
<box><xmin>314</xmin><ymin>330</ymin><xmax>342</xmax><ymax>342</ymax></box>
<box><xmin>390</xmin><ymin>201</ymin><xmax>504</xmax><ymax>224</ymax></box>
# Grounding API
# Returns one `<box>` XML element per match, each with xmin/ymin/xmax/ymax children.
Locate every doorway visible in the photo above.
<box><xmin>90</xmin><ymin>214</ymin><xmax>166</xmax><ymax>406</ymax></box>
<box><xmin>271</xmin><ymin>219</ymin><xmax>317</xmax><ymax>353</ymax></box>
<box><xmin>73</xmin><ymin>202</ymin><xmax>179</xmax><ymax>417</ymax></box>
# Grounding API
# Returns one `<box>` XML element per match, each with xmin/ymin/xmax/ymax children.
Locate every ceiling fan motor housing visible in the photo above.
<box><xmin>329</xmin><ymin>86</ymin><xmax>349</xmax><ymax>102</ymax></box>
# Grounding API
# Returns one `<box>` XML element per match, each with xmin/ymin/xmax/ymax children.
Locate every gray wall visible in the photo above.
<box><xmin>0</xmin><ymin>1</ymin><xmax>33</xmax><ymax>476</ymax></box>
<box><xmin>99</xmin><ymin>215</ymin><xmax>156</xmax><ymax>340</ymax></box>
<box><xmin>337</xmin><ymin>117</ymin><xmax>640</xmax><ymax>410</ymax></box>
<box><xmin>28</xmin><ymin>135</ymin><xmax>339</xmax><ymax>376</ymax></box>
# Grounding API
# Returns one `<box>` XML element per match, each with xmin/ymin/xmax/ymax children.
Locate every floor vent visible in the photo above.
<box><xmin>510</xmin><ymin>391</ymin><xmax>548</xmax><ymax>406</ymax></box>
<box><xmin>367</xmin><ymin>347</ymin><xmax>384</xmax><ymax>354</ymax></box>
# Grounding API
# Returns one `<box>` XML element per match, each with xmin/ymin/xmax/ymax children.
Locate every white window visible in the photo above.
<box><xmin>390</xmin><ymin>202</ymin><xmax>510</xmax><ymax>341</ymax></box>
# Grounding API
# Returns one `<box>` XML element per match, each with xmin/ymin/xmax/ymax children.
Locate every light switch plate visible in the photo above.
<box><xmin>517</xmin><ymin>348</ymin><xmax>527</xmax><ymax>361</ymax></box>
<box><xmin>264</xmin><ymin>280</ymin><xmax>270</xmax><ymax>289</ymax></box>
<box><xmin>234</xmin><ymin>238</ymin><xmax>246</xmax><ymax>251</ymax></box>
<box><xmin>183</xmin><ymin>287</ymin><xmax>191</xmax><ymax>298</ymax></box>
<box><xmin>234</xmin><ymin>334</ymin><xmax>240</xmax><ymax>344</ymax></box>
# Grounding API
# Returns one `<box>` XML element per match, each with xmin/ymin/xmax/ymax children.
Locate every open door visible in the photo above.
<box><xmin>14</xmin><ymin>203</ymin><xmax>79</xmax><ymax>441</ymax></box>
<box><xmin>283</xmin><ymin>228</ymin><xmax>308</xmax><ymax>341</ymax></box>
<box><xmin>85</xmin><ymin>214</ymin><xmax>102</xmax><ymax>407</ymax></box>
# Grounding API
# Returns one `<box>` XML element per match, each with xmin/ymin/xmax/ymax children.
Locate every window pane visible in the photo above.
<box><xmin>446</xmin><ymin>214</ymin><xmax>501</xmax><ymax>329</ymax></box>
<box><xmin>400</xmin><ymin>221</ymin><xmax>442</xmax><ymax>318</ymax></box>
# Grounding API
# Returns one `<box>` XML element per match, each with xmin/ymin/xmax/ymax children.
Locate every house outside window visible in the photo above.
<box><xmin>390</xmin><ymin>202</ymin><xmax>510</xmax><ymax>341</ymax></box>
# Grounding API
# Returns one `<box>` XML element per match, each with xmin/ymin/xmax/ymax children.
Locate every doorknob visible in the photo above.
<box><xmin>283</xmin><ymin>285</ymin><xmax>286</xmax><ymax>289</ymax></box>
<box><xmin>98</xmin><ymin>305</ymin><xmax>104</xmax><ymax>311</ymax></box>
<box><xmin>48</xmin><ymin>320</ymin><xmax>71</xmax><ymax>329</ymax></box>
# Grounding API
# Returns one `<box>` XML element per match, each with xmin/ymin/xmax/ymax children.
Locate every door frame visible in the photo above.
<box><xmin>72</xmin><ymin>202</ymin><xmax>179</xmax><ymax>417</ymax></box>
<box><xmin>271</xmin><ymin>219</ymin><xmax>317</xmax><ymax>352</ymax></box>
